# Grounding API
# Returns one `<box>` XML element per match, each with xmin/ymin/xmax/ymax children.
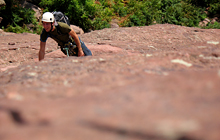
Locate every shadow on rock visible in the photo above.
<box><xmin>80</xmin><ymin>120</ymin><xmax>199</xmax><ymax>140</ymax></box>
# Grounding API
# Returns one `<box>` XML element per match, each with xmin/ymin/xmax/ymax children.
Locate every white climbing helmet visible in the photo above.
<box><xmin>42</xmin><ymin>12</ymin><xmax>54</xmax><ymax>22</ymax></box>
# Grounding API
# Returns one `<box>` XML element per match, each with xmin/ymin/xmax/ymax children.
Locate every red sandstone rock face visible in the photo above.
<box><xmin>0</xmin><ymin>24</ymin><xmax>220</xmax><ymax>140</ymax></box>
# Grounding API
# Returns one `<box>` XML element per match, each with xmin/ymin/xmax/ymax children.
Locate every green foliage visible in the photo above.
<box><xmin>120</xmin><ymin>0</ymin><xmax>206</xmax><ymax>27</ymax></box>
<box><xmin>39</xmin><ymin>0</ymin><xmax>113</xmax><ymax>31</ymax></box>
<box><xmin>202</xmin><ymin>21</ymin><xmax>220</xmax><ymax>29</ymax></box>
<box><xmin>0</xmin><ymin>0</ymin><xmax>42</xmax><ymax>34</ymax></box>
<box><xmin>92</xmin><ymin>17</ymin><xmax>110</xmax><ymax>30</ymax></box>
<box><xmin>208</xmin><ymin>2</ymin><xmax>220</xmax><ymax>17</ymax></box>
<box><xmin>183</xmin><ymin>0</ymin><xmax>219</xmax><ymax>7</ymax></box>
<box><xmin>161</xmin><ymin>1</ymin><xmax>206</xmax><ymax>27</ymax></box>
<box><xmin>40</xmin><ymin>0</ymin><xmax>94</xmax><ymax>31</ymax></box>
<box><xmin>6</xmin><ymin>24</ymin><xmax>30</xmax><ymax>33</ymax></box>
<box><xmin>5</xmin><ymin>23</ymin><xmax>43</xmax><ymax>34</ymax></box>
<box><xmin>1</xmin><ymin>0</ymin><xmax>220</xmax><ymax>34</ymax></box>
<box><xmin>112</xmin><ymin>0</ymin><xmax>128</xmax><ymax>17</ymax></box>
<box><xmin>119</xmin><ymin>0</ymin><xmax>162</xmax><ymax>26</ymax></box>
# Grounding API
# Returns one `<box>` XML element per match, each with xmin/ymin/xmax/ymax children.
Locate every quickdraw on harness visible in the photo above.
<box><xmin>63</xmin><ymin>39</ymin><xmax>84</xmax><ymax>57</ymax></box>
<box><xmin>63</xmin><ymin>41</ymin><xmax>77</xmax><ymax>57</ymax></box>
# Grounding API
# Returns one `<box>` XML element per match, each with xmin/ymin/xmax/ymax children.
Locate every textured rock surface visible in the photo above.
<box><xmin>0</xmin><ymin>24</ymin><xmax>220</xmax><ymax>140</ymax></box>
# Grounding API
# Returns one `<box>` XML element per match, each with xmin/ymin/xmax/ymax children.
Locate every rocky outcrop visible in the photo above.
<box><xmin>20</xmin><ymin>0</ymin><xmax>42</xmax><ymax>21</ymax></box>
<box><xmin>0</xmin><ymin>17</ymin><xmax>3</xmax><ymax>23</ymax></box>
<box><xmin>0</xmin><ymin>0</ymin><xmax>5</xmax><ymax>7</ymax></box>
<box><xmin>0</xmin><ymin>24</ymin><xmax>220</xmax><ymax>140</ymax></box>
<box><xmin>70</xmin><ymin>25</ymin><xmax>84</xmax><ymax>34</ymax></box>
<box><xmin>0</xmin><ymin>0</ymin><xmax>5</xmax><ymax>23</ymax></box>
<box><xmin>110</xmin><ymin>19</ymin><xmax>119</xmax><ymax>28</ymax></box>
<box><xmin>199</xmin><ymin>18</ymin><xmax>210</xmax><ymax>27</ymax></box>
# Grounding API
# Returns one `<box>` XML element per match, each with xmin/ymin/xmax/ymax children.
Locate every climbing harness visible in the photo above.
<box><xmin>63</xmin><ymin>41</ymin><xmax>77</xmax><ymax>57</ymax></box>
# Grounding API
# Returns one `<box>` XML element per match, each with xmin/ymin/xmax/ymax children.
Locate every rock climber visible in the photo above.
<box><xmin>39</xmin><ymin>12</ymin><xmax>92</xmax><ymax>61</ymax></box>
